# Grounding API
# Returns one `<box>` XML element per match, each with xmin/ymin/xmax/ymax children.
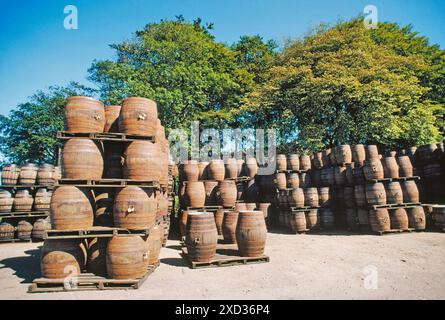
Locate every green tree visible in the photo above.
<box><xmin>0</xmin><ymin>82</ymin><xmax>95</xmax><ymax>164</ymax></box>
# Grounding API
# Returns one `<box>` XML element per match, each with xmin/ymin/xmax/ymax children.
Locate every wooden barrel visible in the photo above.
<box><xmin>343</xmin><ymin>186</ymin><xmax>355</xmax><ymax>208</ymax></box>
<box><xmin>357</xmin><ymin>209</ymin><xmax>369</xmax><ymax>225</ymax></box>
<box><xmin>363</xmin><ymin>159</ymin><xmax>384</xmax><ymax>181</ymax></box>
<box><xmin>304</xmin><ymin>188</ymin><xmax>319</xmax><ymax>207</ymax></box>
<box><xmin>353</xmin><ymin>164</ymin><xmax>366</xmax><ymax>184</ymax></box>
<box><xmin>64</xmin><ymin>96</ymin><xmax>105</xmax><ymax>133</ymax></box>
<box><xmin>334</xmin><ymin>166</ymin><xmax>346</xmax><ymax>186</ymax></box>
<box><xmin>299</xmin><ymin>172</ymin><xmax>312</xmax><ymax>188</ymax></box>
<box><xmin>19</xmin><ymin>163</ymin><xmax>38</xmax><ymax>185</ymax></box>
<box><xmin>288</xmin><ymin>154</ymin><xmax>300</xmax><ymax>170</ymax></box>
<box><xmin>257</xmin><ymin>203</ymin><xmax>271</xmax><ymax>218</ymax></box>
<box><xmin>0</xmin><ymin>189</ymin><xmax>14</xmax><ymax>212</ymax></box>
<box><xmin>299</xmin><ymin>155</ymin><xmax>311</xmax><ymax>171</ymax></box>
<box><xmin>385</xmin><ymin>182</ymin><xmax>403</xmax><ymax>204</ymax></box>
<box><xmin>245</xmin><ymin>158</ymin><xmax>258</xmax><ymax>178</ymax></box>
<box><xmin>397</xmin><ymin>156</ymin><xmax>413</xmax><ymax>177</ymax></box>
<box><xmin>185</xmin><ymin>212</ymin><xmax>218</xmax><ymax>262</ymax></box>
<box><xmin>16</xmin><ymin>220</ymin><xmax>33</xmax><ymax>240</ymax></box>
<box><xmin>197</xmin><ymin>161</ymin><xmax>209</xmax><ymax>180</ymax></box>
<box><xmin>369</xmin><ymin>209</ymin><xmax>390</xmax><ymax>232</ymax></box>
<box><xmin>290</xmin><ymin>211</ymin><xmax>306</xmax><ymax>232</ymax></box>
<box><xmin>51</xmin><ymin>186</ymin><xmax>94</xmax><ymax>230</ymax></box>
<box><xmin>113</xmin><ymin>186</ymin><xmax>157</xmax><ymax>229</ymax></box>
<box><xmin>345</xmin><ymin>164</ymin><xmax>355</xmax><ymax>185</ymax></box>
<box><xmin>94</xmin><ymin>189</ymin><xmax>114</xmax><ymax>227</ymax></box>
<box><xmin>86</xmin><ymin>238</ymin><xmax>108</xmax><ymax>276</ymax></box>
<box><xmin>235</xmin><ymin>202</ymin><xmax>248</xmax><ymax>212</ymax></box>
<box><xmin>354</xmin><ymin>185</ymin><xmax>366</xmax><ymax>207</ymax></box>
<box><xmin>144</xmin><ymin>225</ymin><xmax>163</xmax><ymax>265</ymax></box>
<box><xmin>334</xmin><ymin>145</ymin><xmax>352</xmax><ymax>164</ymax></box>
<box><xmin>320</xmin><ymin>209</ymin><xmax>335</xmax><ymax>228</ymax></box>
<box><xmin>417</xmin><ymin>144</ymin><xmax>438</xmax><ymax>165</ymax></box>
<box><xmin>306</xmin><ymin>209</ymin><xmax>319</xmax><ymax>229</ymax></box>
<box><xmin>209</xmin><ymin>160</ymin><xmax>225</xmax><ymax>181</ymax></box>
<box><xmin>236</xmin><ymin>159</ymin><xmax>245</xmax><ymax>177</ymax></box>
<box><xmin>123</xmin><ymin>141</ymin><xmax>161</xmax><ymax>181</ymax></box>
<box><xmin>222</xmin><ymin>210</ymin><xmax>238</xmax><ymax>244</ymax></box>
<box><xmin>365</xmin><ymin>145</ymin><xmax>379</xmax><ymax>160</ymax></box>
<box><xmin>423</xmin><ymin>163</ymin><xmax>442</xmax><ymax>178</ymax></box>
<box><xmin>245</xmin><ymin>202</ymin><xmax>256</xmax><ymax>210</ymax></box>
<box><xmin>244</xmin><ymin>180</ymin><xmax>259</xmax><ymax>203</ymax></box>
<box><xmin>41</xmin><ymin>239</ymin><xmax>87</xmax><ymax>279</ymax></box>
<box><xmin>1</xmin><ymin>164</ymin><xmax>20</xmax><ymax>185</ymax></box>
<box><xmin>401</xmin><ymin>180</ymin><xmax>419</xmax><ymax>203</ymax></box>
<box><xmin>106</xmin><ymin>235</ymin><xmax>149</xmax><ymax>279</ymax></box>
<box><xmin>289</xmin><ymin>188</ymin><xmax>304</xmax><ymax>208</ymax></box>
<box><xmin>365</xmin><ymin>183</ymin><xmax>386</xmax><ymax>205</ymax></box>
<box><xmin>34</xmin><ymin>188</ymin><xmax>52</xmax><ymax>211</ymax></box>
<box><xmin>322</xmin><ymin>149</ymin><xmax>332</xmax><ymax>167</ymax></box>
<box><xmin>390</xmin><ymin>208</ymin><xmax>409</xmax><ymax>230</ymax></box>
<box><xmin>275</xmin><ymin>172</ymin><xmax>287</xmax><ymax>190</ymax></box>
<box><xmin>225</xmin><ymin>158</ymin><xmax>238</xmax><ymax>179</ymax></box>
<box><xmin>218</xmin><ymin>180</ymin><xmax>237</xmax><ymax>208</ymax></box>
<box><xmin>320</xmin><ymin>167</ymin><xmax>335</xmax><ymax>186</ymax></box>
<box><xmin>37</xmin><ymin>164</ymin><xmax>55</xmax><ymax>185</ymax></box>
<box><xmin>32</xmin><ymin>218</ymin><xmax>51</xmax><ymax>240</ymax></box>
<box><xmin>318</xmin><ymin>187</ymin><xmax>331</xmax><ymax>208</ymax></box>
<box><xmin>432</xmin><ymin>206</ymin><xmax>445</xmax><ymax>228</ymax></box>
<box><xmin>352</xmin><ymin>144</ymin><xmax>366</xmax><ymax>164</ymax></box>
<box><xmin>382</xmin><ymin>157</ymin><xmax>399</xmax><ymax>179</ymax></box>
<box><xmin>156</xmin><ymin>191</ymin><xmax>169</xmax><ymax>220</ymax></box>
<box><xmin>214</xmin><ymin>209</ymin><xmax>224</xmax><ymax>235</ymax></box>
<box><xmin>13</xmin><ymin>189</ymin><xmax>34</xmax><ymax>212</ymax></box>
<box><xmin>236</xmin><ymin>211</ymin><xmax>266</xmax><ymax>257</ymax></box>
<box><xmin>103</xmin><ymin>105</ymin><xmax>121</xmax><ymax>133</ymax></box>
<box><xmin>287</xmin><ymin>173</ymin><xmax>299</xmax><ymax>188</ymax></box>
<box><xmin>0</xmin><ymin>222</ymin><xmax>15</xmax><ymax>240</ymax></box>
<box><xmin>312</xmin><ymin>153</ymin><xmax>323</xmax><ymax>169</ymax></box>
<box><xmin>276</xmin><ymin>154</ymin><xmax>287</xmax><ymax>171</ymax></box>
<box><xmin>203</xmin><ymin>180</ymin><xmax>218</xmax><ymax>206</ymax></box>
<box><xmin>103</xmin><ymin>142</ymin><xmax>123</xmax><ymax>179</ymax></box>
<box><xmin>407</xmin><ymin>207</ymin><xmax>426</xmax><ymax>230</ymax></box>
<box><xmin>179</xmin><ymin>210</ymin><xmax>188</xmax><ymax>238</ymax></box>
<box><xmin>118</xmin><ymin>97</ymin><xmax>157</xmax><ymax>136</ymax></box>
<box><xmin>62</xmin><ymin>139</ymin><xmax>104</xmax><ymax>180</ymax></box>
<box><xmin>185</xmin><ymin>181</ymin><xmax>205</xmax><ymax>207</ymax></box>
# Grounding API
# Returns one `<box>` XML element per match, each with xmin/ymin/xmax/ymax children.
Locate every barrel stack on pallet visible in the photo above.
<box><xmin>178</xmin><ymin>158</ymin><xmax>269</xmax><ymax>268</ymax></box>
<box><xmin>0</xmin><ymin>163</ymin><xmax>56</xmax><ymax>243</ymax></box>
<box><xmin>28</xmin><ymin>96</ymin><xmax>169</xmax><ymax>293</ymax></box>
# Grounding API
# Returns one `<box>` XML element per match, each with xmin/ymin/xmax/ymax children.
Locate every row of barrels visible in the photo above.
<box><xmin>181</xmin><ymin>211</ymin><xmax>267</xmax><ymax>261</ymax></box>
<box><xmin>1</xmin><ymin>164</ymin><xmax>60</xmax><ymax>185</ymax></box>
<box><xmin>277</xmin><ymin>209</ymin><xmax>335</xmax><ymax>231</ymax></box>
<box><xmin>179</xmin><ymin>158</ymin><xmax>258</xmax><ymax>182</ymax></box>
<box><xmin>0</xmin><ymin>188</ymin><xmax>52</xmax><ymax>212</ymax></box>
<box><xmin>0</xmin><ymin>219</ymin><xmax>51</xmax><ymax>241</ymax></box>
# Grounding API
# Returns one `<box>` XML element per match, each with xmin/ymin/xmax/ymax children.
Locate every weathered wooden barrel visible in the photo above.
<box><xmin>236</xmin><ymin>159</ymin><xmax>245</xmax><ymax>177</ymax></box>
<box><xmin>345</xmin><ymin>164</ymin><xmax>355</xmax><ymax>185</ymax></box>
<box><xmin>363</xmin><ymin>159</ymin><xmax>384</xmax><ymax>181</ymax></box>
<box><xmin>299</xmin><ymin>155</ymin><xmax>311</xmax><ymax>171</ymax></box>
<box><xmin>13</xmin><ymin>189</ymin><xmax>34</xmax><ymax>212</ymax></box>
<box><xmin>397</xmin><ymin>156</ymin><xmax>413</xmax><ymax>177</ymax></box>
<box><xmin>385</xmin><ymin>182</ymin><xmax>403</xmax><ymax>204</ymax></box>
<box><xmin>103</xmin><ymin>142</ymin><xmax>123</xmax><ymax>179</ymax></box>
<box><xmin>287</xmin><ymin>188</ymin><xmax>303</xmax><ymax>208</ymax></box>
<box><xmin>320</xmin><ymin>208</ymin><xmax>335</xmax><ymax>228</ymax></box>
<box><xmin>306</xmin><ymin>209</ymin><xmax>319</xmax><ymax>229</ymax></box>
<box><xmin>51</xmin><ymin>186</ymin><xmax>94</xmax><ymax>230</ymax></box>
<box><xmin>34</xmin><ymin>188</ymin><xmax>52</xmax><ymax>211</ymax></box>
<box><xmin>357</xmin><ymin>209</ymin><xmax>369</xmax><ymax>225</ymax></box>
<box><xmin>94</xmin><ymin>189</ymin><xmax>114</xmax><ymax>227</ymax></box>
<box><xmin>369</xmin><ymin>209</ymin><xmax>390</xmax><ymax>232</ymax></box>
<box><xmin>113</xmin><ymin>186</ymin><xmax>157</xmax><ymax>229</ymax></box>
<box><xmin>118</xmin><ymin>97</ymin><xmax>158</xmax><ymax>136</ymax></box>
<box><xmin>41</xmin><ymin>239</ymin><xmax>87</xmax><ymax>279</ymax></box>
<box><xmin>343</xmin><ymin>186</ymin><xmax>355</xmax><ymax>208</ymax></box>
<box><xmin>214</xmin><ymin>209</ymin><xmax>225</xmax><ymax>235</ymax></box>
<box><xmin>353</xmin><ymin>164</ymin><xmax>366</xmax><ymax>184</ymax></box>
<box><xmin>179</xmin><ymin>210</ymin><xmax>188</xmax><ymax>238</ymax></box>
<box><xmin>0</xmin><ymin>222</ymin><xmax>15</xmax><ymax>240</ymax></box>
<box><xmin>257</xmin><ymin>203</ymin><xmax>271</xmax><ymax>218</ymax></box>
<box><xmin>64</xmin><ymin>96</ymin><xmax>105</xmax><ymax>133</ymax></box>
<box><xmin>245</xmin><ymin>158</ymin><xmax>258</xmax><ymax>178</ymax></box>
<box><xmin>235</xmin><ymin>202</ymin><xmax>248</xmax><ymax>212</ymax></box>
<box><xmin>1</xmin><ymin>164</ymin><xmax>20</xmax><ymax>185</ymax></box>
<box><xmin>144</xmin><ymin>225</ymin><xmax>163</xmax><ymax>265</ymax></box>
<box><xmin>236</xmin><ymin>183</ymin><xmax>245</xmax><ymax>200</ymax></box>
<box><xmin>225</xmin><ymin>158</ymin><xmax>238</xmax><ymax>179</ymax></box>
<box><xmin>407</xmin><ymin>207</ymin><xmax>425</xmax><ymax>230</ymax></box>
<box><xmin>123</xmin><ymin>141</ymin><xmax>161</xmax><ymax>181</ymax></box>
<box><xmin>365</xmin><ymin>145</ymin><xmax>379</xmax><ymax>160</ymax></box>
<box><xmin>416</xmin><ymin>144</ymin><xmax>438</xmax><ymax>165</ymax></box>
<box><xmin>288</xmin><ymin>154</ymin><xmax>300</xmax><ymax>170</ymax></box>
<box><xmin>208</xmin><ymin>160</ymin><xmax>225</xmax><ymax>181</ymax></box>
<box><xmin>185</xmin><ymin>212</ymin><xmax>218</xmax><ymax>262</ymax></box>
<box><xmin>390</xmin><ymin>208</ymin><xmax>409</xmax><ymax>230</ymax></box>
<box><xmin>86</xmin><ymin>237</ymin><xmax>108</xmax><ymax>276</ymax></box>
<box><xmin>0</xmin><ymin>189</ymin><xmax>14</xmax><ymax>212</ymax></box>
<box><xmin>275</xmin><ymin>172</ymin><xmax>287</xmax><ymax>190</ymax></box>
<box><xmin>276</xmin><ymin>154</ymin><xmax>287</xmax><ymax>171</ymax></box>
<box><xmin>218</xmin><ymin>180</ymin><xmax>237</xmax><ymax>208</ymax></box>
<box><xmin>236</xmin><ymin>211</ymin><xmax>267</xmax><ymax>257</ymax></box>
<box><xmin>245</xmin><ymin>202</ymin><xmax>256</xmax><ymax>210</ymax></box>
<box><xmin>180</xmin><ymin>160</ymin><xmax>199</xmax><ymax>182</ymax></box>
<box><xmin>432</xmin><ymin>206</ymin><xmax>445</xmax><ymax>228</ymax></box>
<box><xmin>290</xmin><ymin>211</ymin><xmax>306</xmax><ymax>232</ymax></box>
<box><xmin>352</xmin><ymin>144</ymin><xmax>366</xmax><ymax>164</ymax></box>
<box><xmin>299</xmin><ymin>172</ymin><xmax>312</xmax><ymax>188</ymax></box>
<box><xmin>312</xmin><ymin>153</ymin><xmax>323</xmax><ymax>169</ymax></box>
<box><xmin>401</xmin><ymin>180</ymin><xmax>419</xmax><ymax>203</ymax></box>
<box><xmin>318</xmin><ymin>187</ymin><xmax>331</xmax><ymax>208</ymax></box>
<box><xmin>320</xmin><ymin>167</ymin><xmax>335</xmax><ymax>186</ymax></box>
<box><xmin>322</xmin><ymin>149</ymin><xmax>332</xmax><ymax>167</ymax></box>
<box><xmin>311</xmin><ymin>169</ymin><xmax>321</xmax><ymax>187</ymax></box>
<box><xmin>103</xmin><ymin>105</ymin><xmax>121</xmax><ymax>133</ymax></box>
<box><xmin>32</xmin><ymin>218</ymin><xmax>51</xmax><ymax>240</ymax></box>
<box><xmin>18</xmin><ymin>163</ymin><xmax>38</xmax><ymax>185</ymax></box>
<box><xmin>365</xmin><ymin>183</ymin><xmax>386</xmax><ymax>205</ymax></box>
<box><xmin>16</xmin><ymin>220</ymin><xmax>33</xmax><ymax>240</ymax></box>
<box><xmin>37</xmin><ymin>164</ymin><xmax>55</xmax><ymax>185</ymax></box>
<box><xmin>106</xmin><ymin>235</ymin><xmax>149</xmax><ymax>279</ymax></box>
<box><xmin>203</xmin><ymin>180</ymin><xmax>218</xmax><ymax>206</ymax></box>
<box><xmin>197</xmin><ymin>161</ymin><xmax>209</xmax><ymax>180</ymax></box>
<box><xmin>328</xmin><ymin>149</ymin><xmax>337</xmax><ymax>165</ymax></box>
<box><xmin>334</xmin><ymin>166</ymin><xmax>347</xmax><ymax>186</ymax></box>
<box><xmin>353</xmin><ymin>185</ymin><xmax>366</xmax><ymax>207</ymax></box>
<box><xmin>185</xmin><ymin>181</ymin><xmax>205</xmax><ymax>208</ymax></box>
<box><xmin>334</xmin><ymin>145</ymin><xmax>352</xmax><ymax>165</ymax></box>
<box><xmin>382</xmin><ymin>157</ymin><xmax>399</xmax><ymax>179</ymax></box>
<box><xmin>244</xmin><ymin>180</ymin><xmax>259</xmax><ymax>203</ymax></box>
<box><xmin>222</xmin><ymin>210</ymin><xmax>238</xmax><ymax>244</ymax></box>
<box><xmin>287</xmin><ymin>172</ymin><xmax>299</xmax><ymax>188</ymax></box>
<box><xmin>304</xmin><ymin>188</ymin><xmax>319</xmax><ymax>207</ymax></box>
<box><xmin>423</xmin><ymin>163</ymin><xmax>442</xmax><ymax>178</ymax></box>
<box><xmin>62</xmin><ymin>139</ymin><xmax>104</xmax><ymax>180</ymax></box>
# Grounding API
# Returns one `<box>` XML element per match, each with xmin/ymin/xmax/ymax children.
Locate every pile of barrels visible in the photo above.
<box><xmin>1</xmin><ymin>163</ymin><xmax>60</xmax><ymax>186</ymax></box>
<box><xmin>40</xmin><ymin>96</ymin><xmax>168</xmax><ymax>280</ymax></box>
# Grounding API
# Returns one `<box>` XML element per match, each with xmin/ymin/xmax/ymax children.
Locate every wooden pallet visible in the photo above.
<box><xmin>370</xmin><ymin>203</ymin><xmax>422</xmax><ymax>210</ymax></box>
<box><xmin>370</xmin><ymin>176</ymin><xmax>420</xmax><ymax>183</ymax></box>
<box><xmin>0</xmin><ymin>211</ymin><xmax>49</xmax><ymax>219</ymax></box>
<box><xmin>226</xmin><ymin>176</ymin><xmax>253</xmax><ymax>182</ymax></box>
<box><xmin>57</xmin><ymin>131</ymin><xmax>156</xmax><ymax>143</ymax></box>
<box><xmin>276</xmin><ymin>169</ymin><xmax>308</xmax><ymax>174</ymax></box>
<box><xmin>290</xmin><ymin>206</ymin><xmax>320</xmax><ymax>212</ymax></box>
<box><xmin>56</xmin><ymin>178</ymin><xmax>159</xmax><ymax>188</ymax></box>
<box><xmin>187</xmin><ymin>206</ymin><xmax>224</xmax><ymax>212</ymax></box>
<box><xmin>181</xmin><ymin>243</ymin><xmax>269</xmax><ymax>269</ymax></box>
<box><xmin>28</xmin><ymin>262</ymin><xmax>159</xmax><ymax>293</ymax></box>
<box><xmin>43</xmin><ymin>226</ymin><xmax>152</xmax><ymax>240</ymax></box>
<box><xmin>0</xmin><ymin>184</ymin><xmax>55</xmax><ymax>189</ymax></box>
<box><xmin>0</xmin><ymin>238</ymin><xmax>32</xmax><ymax>244</ymax></box>
<box><xmin>373</xmin><ymin>228</ymin><xmax>416</xmax><ymax>236</ymax></box>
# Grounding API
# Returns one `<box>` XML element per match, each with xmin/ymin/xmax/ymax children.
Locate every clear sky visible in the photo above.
<box><xmin>1</xmin><ymin>0</ymin><xmax>444</xmax><ymax>116</ymax></box>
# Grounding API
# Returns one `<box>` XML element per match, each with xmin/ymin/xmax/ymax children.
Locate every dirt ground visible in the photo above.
<box><xmin>0</xmin><ymin>230</ymin><xmax>444</xmax><ymax>300</ymax></box>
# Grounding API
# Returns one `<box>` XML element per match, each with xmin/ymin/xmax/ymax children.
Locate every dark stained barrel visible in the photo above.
<box><xmin>334</xmin><ymin>145</ymin><xmax>352</xmax><ymax>165</ymax></box>
<box><xmin>357</xmin><ymin>209</ymin><xmax>369</xmax><ymax>225</ymax></box>
<box><xmin>236</xmin><ymin>211</ymin><xmax>267</xmax><ymax>257</ymax></box>
<box><xmin>34</xmin><ymin>188</ymin><xmax>52</xmax><ymax>211</ymax></box>
<box><xmin>203</xmin><ymin>180</ymin><xmax>218</xmax><ymax>206</ymax></box>
<box><xmin>343</xmin><ymin>186</ymin><xmax>355</xmax><ymax>208</ymax></box>
<box><xmin>50</xmin><ymin>186</ymin><xmax>94</xmax><ymax>230</ymax></box>
<box><xmin>37</xmin><ymin>164</ymin><xmax>55</xmax><ymax>185</ymax></box>
<box><xmin>320</xmin><ymin>167</ymin><xmax>335</xmax><ymax>186</ymax></box>
<box><xmin>304</xmin><ymin>188</ymin><xmax>319</xmax><ymax>207</ymax></box>
<box><xmin>87</xmin><ymin>238</ymin><xmax>108</xmax><ymax>276</ymax></box>
<box><xmin>185</xmin><ymin>181</ymin><xmax>206</xmax><ymax>207</ymax></box>
<box><xmin>382</xmin><ymin>157</ymin><xmax>399</xmax><ymax>179</ymax></box>
<box><xmin>320</xmin><ymin>208</ymin><xmax>335</xmax><ymax>228</ymax></box>
<box><xmin>299</xmin><ymin>155</ymin><xmax>311</xmax><ymax>171</ymax></box>
<box><xmin>225</xmin><ymin>158</ymin><xmax>238</xmax><ymax>179</ymax></box>
<box><xmin>123</xmin><ymin>141</ymin><xmax>161</xmax><ymax>181</ymax></box>
<box><xmin>385</xmin><ymin>182</ymin><xmax>403</xmax><ymax>204</ymax></box>
<box><xmin>416</xmin><ymin>144</ymin><xmax>438</xmax><ymax>165</ymax></box>
<box><xmin>244</xmin><ymin>180</ymin><xmax>259</xmax><ymax>203</ymax></box>
<box><xmin>218</xmin><ymin>180</ymin><xmax>237</xmax><ymax>208</ymax></box>
<box><xmin>369</xmin><ymin>209</ymin><xmax>390</xmax><ymax>232</ymax></box>
<box><xmin>106</xmin><ymin>235</ymin><xmax>149</xmax><ymax>279</ymax></box>
<box><xmin>353</xmin><ymin>164</ymin><xmax>366</xmax><ymax>184</ymax></box>
<box><xmin>32</xmin><ymin>218</ymin><xmax>51</xmax><ymax>240</ymax></box>
<box><xmin>345</xmin><ymin>209</ymin><xmax>357</xmax><ymax>230</ymax></box>
<box><xmin>397</xmin><ymin>156</ymin><xmax>413</xmax><ymax>178</ymax></box>
<box><xmin>214</xmin><ymin>209</ymin><xmax>225</xmax><ymax>235</ymax></box>
<box><xmin>365</xmin><ymin>183</ymin><xmax>386</xmax><ymax>205</ymax></box>
<box><xmin>290</xmin><ymin>211</ymin><xmax>306</xmax><ymax>232</ymax></box>
<box><xmin>185</xmin><ymin>212</ymin><xmax>218</xmax><ymax>262</ymax></box>
<box><xmin>1</xmin><ymin>164</ymin><xmax>20</xmax><ymax>185</ymax></box>
<box><xmin>0</xmin><ymin>189</ymin><xmax>14</xmax><ymax>212</ymax></box>
<box><xmin>0</xmin><ymin>222</ymin><xmax>15</xmax><ymax>240</ymax></box>
<box><xmin>345</xmin><ymin>164</ymin><xmax>355</xmax><ymax>185</ymax></box>
<box><xmin>288</xmin><ymin>154</ymin><xmax>300</xmax><ymax>170</ymax></box>
<box><xmin>62</xmin><ymin>139</ymin><xmax>104</xmax><ymax>180</ymax></box>
<box><xmin>354</xmin><ymin>185</ymin><xmax>366</xmax><ymax>207</ymax></box>
<box><xmin>222</xmin><ymin>210</ymin><xmax>238</xmax><ymax>244</ymax></box>
<box><xmin>390</xmin><ymin>208</ymin><xmax>409</xmax><ymax>230</ymax></box>
<box><xmin>197</xmin><ymin>161</ymin><xmax>209</xmax><ymax>180</ymax></box>
<box><xmin>17</xmin><ymin>220</ymin><xmax>33</xmax><ymax>240</ymax></box>
<box><xmin>351</xmin><ymin>144</ymin><xmax>366</xmax><ymax>164</ymax></box>
<box><xmin>18</xmin><ymin>163</ymin><xmax>38</xmax><ymax>185</ymax></box>
<box><xmin>41</xmin><ymin>239</ymin><xmax>87</xmax><ymax>279</ymax></box>
<box><xmin>311</xmin><ymin>169</ymin><xmax>321</xmax><ymax>187</ymax></box>
<box><xmin>103</xmin><ymin>142</ymin><xmax>123</xmax><ymax>179</ymax></box>
<box><xmin>118</xmin><ymin>97</ymin><xmax>158</xmax><ymax>136</ymax></box>
<box><xmin>334</xmin><ymin>166</ymin><xmax>347</xmax><ymax>186</ymax></box>
<box><xmin>363</xmin><ymin>159</ymin><xmax>384</xmax><ymax>181</ymax></box>
<box><xmin>245</xmin><ymin>158</ymin><xmax>258</xmax><ymax>178</ymax></box>
<box><xmin>113</xmin><ymin>186</ymin><xmax>157</xmax><ymax>229</ymax></box>
<box><xmin>401</xmin><ymin>180</ymin><xmax>420</xmax><ymax>203</ymax></box>
<box><xmin>312</xmin><ymin>153</ymin><xmax>323</xmax><ymax>169</ymax></box>
<box><xmin>209</xmin><ymin>160</ymin><xmax>225</xmax><ymax>181</ymax></box>
<box><xmin>13</xmin><ymin>189</ymin><xmax>34</xmax><ymax>212</ymax></box>
<box><xmin>103</xmin><ymin>105</ymin><xmax>121</xmax><ymax>133</ymax></box>
<box><xmin>407</xmin><ymin>207</ymin><xmax>426</xmax><ymax>230</ymax></box>
<box><xmin>423</xmin><ymin>163</ymin><xmax>442</xmax><ymax>178</ymax></box>
<box><xmin>318</xmin><ymin>187</ymin><xmax>331</xmax><ymax>208</ymax></box>
<box><xmin>306</xmin><ymin>209</ymin><xmax>319</xmax><ymax>229</ymax></box>
<box><xmin>322</xmin><ymin>149</ymin><xmax>332</xmax><ymax>167</ymax></box>
<box><xmin>276</xmin><ymin>154</ymin><xmax>287</xmax><ymax>171</ymax></box>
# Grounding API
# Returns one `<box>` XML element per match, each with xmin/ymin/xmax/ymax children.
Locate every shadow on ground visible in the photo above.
<box><xmin>0</xmin><ymin>249</ymin><xmax>41</xmax><ymax>283</ymax></box>
<box><xmin>160</xmin><ymin>257</ymin><xmax>187</xmax><ymax>268</ymax></box>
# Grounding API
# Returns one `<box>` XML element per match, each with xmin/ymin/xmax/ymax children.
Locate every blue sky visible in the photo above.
<box><xmin>1</xmin><ymin>0</ymin><xmax>444</xmax><ymax>116</ymax></box>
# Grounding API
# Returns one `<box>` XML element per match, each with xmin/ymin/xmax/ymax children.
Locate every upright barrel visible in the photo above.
<box><xmin>1</xmin><ymin>164</ymin><xmax>20</xmax><ymax>185</ymax></box>
<box><xmin>245</xmin><ymin>158</ymin><xmax>258</xmax><ymax>178</ymax></box>
<box><xmin>222</xmin><ymin>210</ymin><xmax>238</xmax><ymax>244</ymax></box>
<box><xmin>382</xmin><ymin>157</ymin><xmax>399</xmax><ymax>179</ymax></box>
<box><xmin>407</xmin><ymin>207</ymin><xmax>426</xmax><ymax>230</ymax></box>
<box><xmin>0</xmin><ymin>222</ymin><xmax>15</xmax><ymax>240</ymax></box>
<box><xmin>13</xmin><ymin>189</ymin><xmax>34</xmax><ymax>212</ymax></box>
<box><xmin>103</xmin><ymin>105</ymin><xmax>121</xmax><ymax>133</ymax></box>
<box><xmin>185</xmin><ymin>212</ymin><xmax>218</xmax><ymax>262</ymax></box>
<box><xmin>385</xmin><ymin>182</ymin><xmax>403</xmax><ymax>204</ymax></box>
<box><xmin>365</xmin><ymin>183</ymin><xmax>386</xmax><ymax>205</ymax></box>
<box><xmin>62</xmin><ymin>139</ymin><xmax>104</xmax><ymax>180</ymax></box>
<box><xmin>208</xmin><ymin>160</ymin><xmax>225</xmax><ymax>181</ymax></box>
<box><xmin>397</xmin><ymin>156</ymin><xmax>413</xmax><ymax>178</ymax></box>
<box><xmin>64</xmin><ymin>96</ymin><xmax>105</xmax><ymax>133</ymax></box>
<box><xmin>225</xmin><ymin>158</ymin><xmax>238</xmax><ymax>179</ymax></box>
<box><xmin>37</xmin><ymin>164</ymin><xmax>55</xmax><ymax>185</ymax></box>
<box><xmin>390</xmin><ymin>208</ymin><xmax>409</xmax><ymax>230</ymax></box>
<box><xmin>218</xmin><ymin>180</ymin><xmax>237</xmax><ymax>208</ymax></box>
<box><xmin>185</xmin><ymin>181</ymin><xmax>206</xmax><ymax>208</ymax></box>
<box><xmin>118</xmin><ymin>97</ymin><xmax>158</xmax><ymax>136</ymax></box>
<box><xmin>34</xmin><ymin>188</ymin><xmax>52</xmax><ymax>210</ymax></box>
<box><xmin>276</xmin><ymin>154</ymin><xmax>287</xmax><ymax>171</ymax></box>
<box><xmin>144</xmin><ymin>225</ymin><xmax>163</xmax><ymax>265</ymax></box>
<box><xmin>0</xmin><ymin>189</ymin><xmax>14</xmax><ymax>212</ymax></box>
<box><xmin>363</xmin><ymin>159</ymin><xmax>384</xmax><ymax>181</ymax></box>
<box><xmin>288</xmin><ymin>154</ymin><xmax>300</xmax><ymax>171</ymax></box>
<box><xmin>299</xmin><ymin>155</ymin><xmax>311</xmax><ymax>171</ymax></box>
<box><xmin>32</xmin><ymin>218</ymin><xmax>51</xmax><ymax>240</ymax></box>
<box><xmin>18</xmin><ymin>163</ymin><xmax>38</xmax><ymax>185</ymax></box>
<box><xmin>123</xmin><ymin>141</ymin><xmax>161</xmax><ymax>181</ymax></box>
<box><xmin>352</xmin><ymin>144</ymin><xmax>366</xmax><ymax>164</ymax></box>
<box><xmin>236</xmin><ymin>211</ymin><xmax>267</xmax><ymax>257</ymax></box>
<box><xmin>203</xmin><ymin>180</ymin><xmax>218</xmax><ymax>206</ymax></box>
<box><xmin>181</xmin><ymin>160</ymin><xmax>199</xmax><ymax>182</ymax></box>
<box><xmin>401</xmin><ymin>180</ymin><xmax>420</xmax><ymax>203</ymax></box>
<box><xmin>17</xmin><ymin>220</ymin><xmax>33</xmax><ymax>240</ymax></box>
<box><xmin>335</xmin><ymin>145</ymin><xmax>352</xmax><ymax>164</ymax></box>
<box><xmin>369</xmin><ymin>209</ymin><xmax>390</xmax><ymax>232</ymax></box>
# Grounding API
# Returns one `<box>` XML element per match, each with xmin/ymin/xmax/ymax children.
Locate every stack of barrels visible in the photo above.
<box><xmin>1</xmin><ymin>163</ymin><xmax>60</xmax><ymax>186</ymax></box>
<box><xmin>40</xmin><ymin>96</ymin><xmax>166</xmax><ymax>280</ymax></box>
